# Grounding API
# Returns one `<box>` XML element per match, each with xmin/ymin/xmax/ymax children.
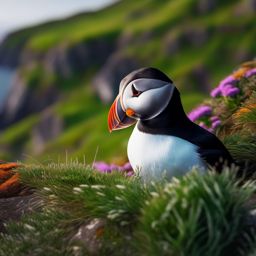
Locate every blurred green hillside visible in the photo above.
<box><xmin>0</xmin><ymin>0</ymin><xmax>255</xmax><ymax>163</ymax></box>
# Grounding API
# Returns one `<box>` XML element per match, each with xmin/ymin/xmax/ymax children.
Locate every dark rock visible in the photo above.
<box><xmin>44</xmin><ymin>39</ymin><xmax>115</xmax><ymax>79</ymax></box>
<box><xmin>0</xmin><ymin>73</ymin><xmax>27</xmax><ymax>124</ymax></box>
<box><xmin>20</xmin><ymin>48</ymin><xmax>44</xmax><ymax>67</ymax></box>
<box><xmin>0</xmin><ymin>37</ymin><xmax>26</xmax><ymax>68</ymax></box>
<box><xmin>43</xmin><ymin>43</ymin><xmax>71</xmax><ymax>78</ymax></box>
<box><xmin>32</xmin><ymin>108</ymin><xmax>63</xmax><ymax>154</ymax></box>
<box><xmin>71</xmin><ymin>218</ymin><xmax>106</xmax><ymax>254</ymax></box>
<box><xmin>0</xmin><ymin>194</ymin><xmax>39</xmax><ymax>233</ymax></box>
<box><xmin>0</xmin><ymin>28</ymin><xmax>42</xmax><ymax>68</ymax></box>
<box><xmin>93</xmin><ymin>53</ymin><xmax>140</xmax><ymax>103</ymax></box>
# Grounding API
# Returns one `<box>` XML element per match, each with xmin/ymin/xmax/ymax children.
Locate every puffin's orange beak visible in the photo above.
<box><xmin>108</xmin><ymin>95</ymin><xmax>136</xmax><ymax>132</ymax></box>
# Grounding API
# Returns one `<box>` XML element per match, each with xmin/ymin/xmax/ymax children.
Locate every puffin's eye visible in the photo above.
<box><xmin>131</xmin><ymin>84</ymin><xmax>142</xmax><ymax>97</ymax></box>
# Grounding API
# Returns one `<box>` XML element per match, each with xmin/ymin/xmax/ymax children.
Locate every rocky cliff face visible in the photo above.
<box><xmin>0</xmin><ymin>32</ymin><xmax>127</xmax><ymax>129</ymax></box>
<box><xmin>0</xmin><ymin>20</ymin><xmax>142</xmax><ymax>156</ymax></box>
<box><xmin>0</xmin><ymin>72</ymin><xmax>60</xmax><ymax>129</ymax></box>
<box><xmin>42</xmin><ymin>38</ymin><xmax>116</xmax><ymax>78</ymax></box>
<box><xmin>0</xmin><ymin>36</ymin><xmax>27</xmax><ymax>68</ymax></box>
<box><xmin>32</xmin><ymin>108</ymin><xmax>63</xmax><ymax>155</ymax></box>
<box><xmin>92</xmin><ymin>52</ymin><xmax>139</xmax><ymax>103</ymax></box>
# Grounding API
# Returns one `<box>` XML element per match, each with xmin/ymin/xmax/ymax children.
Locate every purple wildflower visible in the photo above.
<box><xmin>212</xmin><ymin>120</ymin><xmax>221</xmax><ymax>129</ymax></box>
<box><xmin>93</xmin><ymin>162</ymin><xmax>112</xmax><ymax>173</ymax></box>
<box><xmin>109</xmin><ymin>164</ymin><xmax>122</xmax><ymax>171</ymax></box>
<box><xmin>245</xmin><ymin>68</ymin><xmax>256</xmax><ymax>78</ymax></box>
<box><xmin>222</xmin><ymin>86</ymin><xmax>240</xmax><ymax>97</ymax></box>
<box><xmin>210</xmin><ymin>87</ymin><xmax>221</xmax><ymax>97</ymax></box>
<box><xmin>211</xmin><ymin>75</ymin><xmax>239</xmax><ymax>98</ymax></box>
<box><xmin>122</xmin><ymin>162</ymin><xmax>132</xmax><ymax>171</ymax></box>
<box><xmin>188</xmin><ymin>106</ymin><xmax>212</xmax><ymax>122</ymax></box>
<box><xmin>208</xmin><ymin>128</ymin><xmax>214</xmax><ymax>133</ymax></box>
<box><xmin>93</xmin><ymin>161</ymin><xmax>134</xmax><ymax>176</ymax></box>
<box><xmin>219</xmin><ymin>75</ymin><xmax>237</xmax><ymax>88</ymax></box>
<box><xmin>125</xmin><ymin>171</ymin><xmax>134</xmax><ymax>177</ymax></box>
<box><xmin>210</xmin><ymin>116</ymin><xmax>220</xmax><ymax>122</ymax></box>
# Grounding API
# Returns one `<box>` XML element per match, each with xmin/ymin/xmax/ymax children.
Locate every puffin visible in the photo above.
<box><xmin>108</xmin><ymin>67</ymin><xmax>234</xmax><ymax>181</ymax></box>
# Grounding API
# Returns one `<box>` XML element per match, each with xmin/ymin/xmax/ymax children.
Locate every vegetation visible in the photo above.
<box><xmin>0</xmin><ymin>2</ymin><xmax>256</xmax><ymax>254</ymax></box>
<box><xmin>0</xmin><ymin>0</ymin><xmax>255</xmax><ymax>162</ymax></box>
<box><xmin>0</xmin><ymin>163</ymin><xmax>255</xmax><ymax>256</ymax></box>
<box><xmin>1</xmin><ymin>62</ymin><xmax>256</xmax><ymax>256</ymax></box>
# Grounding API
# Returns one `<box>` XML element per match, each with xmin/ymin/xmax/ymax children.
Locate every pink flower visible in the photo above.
<box><xmin>245</xmin><ymin>68</ymin><xmax>256</xmax><ymax>78</ymax></box>
<box><xmin>222</xmin><ymin>86</ymin><xmax>240</xmax><ymax>97</ymax></box>
<box><xmin>212</xmin><ymin>120</ymin><xmax>221</xmax><ymax>129</ymax></box>
<box><xmin>210</xmin><ymin>116</ymin><xmax>220</xmax><ymax>122</ymax></box>
<box><xmin>210</xmin><ymin>87</ymin><xmax>221</xmax><ymax>97</ymax></box>
<box><xmin>218</xmin><ymin>75</ymin><xmax>237</xmax><ymax>88</ymax></box>
<box><xmin>93</xmin><ymin>162</ymin><xmax>134</xmax><ymax>176</ymax></box>
<box><xmin>93</xmin><ymin>162</ymin><xmax>112</xmax><ymax>173</ymax></box>
<box><xmin>188</xmin><ymin>106</ymin><xmax>212</xmax><ymax>122</ymax></box>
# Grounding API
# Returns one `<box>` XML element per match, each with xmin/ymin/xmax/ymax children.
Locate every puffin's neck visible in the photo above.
<box><xmin>137</xmin><ymin>88</ymin><xmax>190</xmax><ymax>133</ymax></box>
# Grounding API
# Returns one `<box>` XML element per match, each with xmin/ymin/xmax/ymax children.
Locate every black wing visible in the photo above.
<box><xmin>187</xmin><ymin>123</ymin><xmax>234</xmax><ymax>171</ymax></box>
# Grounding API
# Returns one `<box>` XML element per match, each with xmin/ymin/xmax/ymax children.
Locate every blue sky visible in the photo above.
<box><xmin>0</xmin><ymin>0</ymin><xmax>115</xmax><ymax>38</ymax></box>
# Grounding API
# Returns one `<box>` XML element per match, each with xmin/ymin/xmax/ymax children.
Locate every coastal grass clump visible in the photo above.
<box><xmin>0</xmin><ymin>163</ymin><xmax>255</xmax><ymax>255</ymax></box>
<box><xmin>136</xmin><ymin>169</ymin><xmax>256</xmax><ymax>256</ymax></box>
<box><xmin>18</xmin><ymin>163</ymin><xmax>151</xmax><ymax>225</ymax></box>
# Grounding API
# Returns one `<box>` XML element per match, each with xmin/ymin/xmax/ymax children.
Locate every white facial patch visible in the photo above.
<box><xmin>122</xmin><ymin>78</ymin><xmax>175</xmax><ymax>120</ymax></box>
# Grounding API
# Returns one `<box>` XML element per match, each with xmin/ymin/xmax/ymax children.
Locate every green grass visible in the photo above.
<box><xmin>137</xmin><ymin>169</ymin><xmax>255</xmax><ymax>256</ymax></box>
<box><xmin>0</xmin><ymin>164</ymin><xmax>255</xmax><ymax>255</ymax></box>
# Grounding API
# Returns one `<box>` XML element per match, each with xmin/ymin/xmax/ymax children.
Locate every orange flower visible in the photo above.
<box><xmin>233</xmin><ymin>103</ymin><xmax>256</xmax><ymax>118</ymax></box>
<box><xmin>232</xmin><ymin>67</ymin><xmax>250</xmax><ymax>79</ymax></box>
<box><xmin>0</xmin><ymin>161</ymin><xmax>23</xmax><ymax>198</ymax></box>
<box><xmin>241</xmin><ymin>60</ymin><xmax>256</xmax><ymax>69</ymax></box>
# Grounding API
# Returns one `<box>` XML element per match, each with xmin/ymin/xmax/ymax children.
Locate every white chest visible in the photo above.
<box><xmin>127</xmin><ymin>125</ymin><xmax>206</xmax><ymax>181</ymax></box>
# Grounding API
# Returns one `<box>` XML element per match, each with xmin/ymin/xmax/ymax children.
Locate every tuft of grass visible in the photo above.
<box><xmin>18</xmin><ymin>163</ymin><xmax>151</xmax><ymax>225</ymax></box>
<box><xmin>136</xmin><ymin>169</ymin><xmax>256</xmax><ymax>256</ymax></box>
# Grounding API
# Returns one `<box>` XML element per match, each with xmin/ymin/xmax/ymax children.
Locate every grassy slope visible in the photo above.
<box><xmin>0</xmin><ymin>0</ymin><xmax>256</xmax><ymax>162</ymax></box>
